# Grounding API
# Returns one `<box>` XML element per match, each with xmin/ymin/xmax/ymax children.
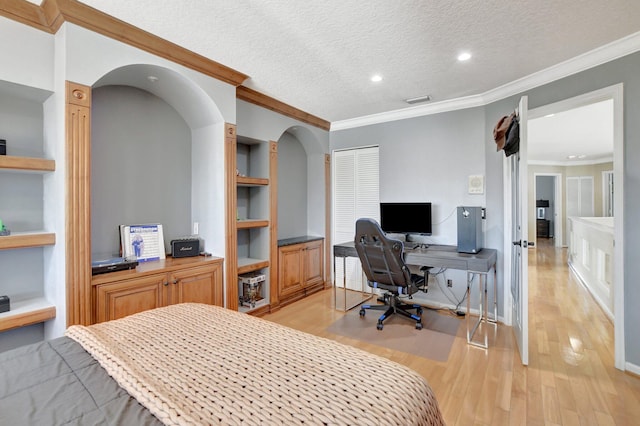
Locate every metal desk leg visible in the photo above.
<box><xmin>466</xmin><ymin>271</ymin><xmax>489</xmax><ymax>349</ymax></box>
<box><xmin>488</xmin><ymin>264</ymin><xmax>498</xmax><ymax>323</ymax></box>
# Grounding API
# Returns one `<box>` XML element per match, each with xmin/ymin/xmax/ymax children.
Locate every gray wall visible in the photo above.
<box><xmin>332</xmin><ymin>50</ymin><xmax>640</xmax><ymax>366</ymax></box>
<box><xmin>91</xmin><ymin>85</ymin><xmax>192</xmax><ymax>256</ymax></box>
<box><xmin>331</xmin><ymin>107</ymin><xmax>487</xmax><ymax>307</ymax></box>
<box><xmin>277</xmin><ymin>132</ymin><xmax>308</xmax><ymax>239</ymax></box>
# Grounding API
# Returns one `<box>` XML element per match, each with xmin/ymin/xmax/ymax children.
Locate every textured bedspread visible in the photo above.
<box><xmin>66</xmin><ymin>303</ymin><xmax>444</xmax><ymax>425</ymax></box>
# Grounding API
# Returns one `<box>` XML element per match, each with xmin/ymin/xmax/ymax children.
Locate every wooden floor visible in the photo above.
<box><xmin>264</xmin><ymin>239</ymin><xmax>640</xmax><ymax>425</ymax></box>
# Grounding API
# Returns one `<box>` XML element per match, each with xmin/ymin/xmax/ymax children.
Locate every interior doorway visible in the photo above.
<box><xmin>526</xmin><ymin>84</ymin><xmax>625</xmax><ymax>370</ymax></box>
<box><xmin>533</xmin><ymin>173</ymin><xmax>562</xmax><ymax>247</ymax></box>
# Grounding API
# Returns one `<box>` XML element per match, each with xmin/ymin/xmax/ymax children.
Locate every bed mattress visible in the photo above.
<box><xmin>1</xmin><ymin>303</ymin><xmax>444</xmax><ymax>425</ymax></box>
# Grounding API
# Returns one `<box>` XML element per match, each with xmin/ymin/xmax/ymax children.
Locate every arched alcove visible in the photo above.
<box><xmin>91</xmin><ymin>64</ymin><xmax>227</xmax><ymax>257</ymax></box>
<box><xmin>276</xmin><ymin>125</ymin><xmax>326</xmax><ymax>239</ymax></box>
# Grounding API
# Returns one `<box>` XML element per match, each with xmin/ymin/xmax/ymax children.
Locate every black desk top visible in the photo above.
<box><xmin>333</xmin><ymin>241</ymin><xmax>496</xmax><ymax>273</ymax></box>
<box><xmin>278</xmin><ymin>235</ymin><xmax>324</xmax><ymax>247</ymax></box>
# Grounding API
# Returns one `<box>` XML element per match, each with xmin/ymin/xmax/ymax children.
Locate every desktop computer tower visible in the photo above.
<box><xmin>457</xmin><ymin>206</ymin><xmax>484</xmax><ymax>253</ymax></box>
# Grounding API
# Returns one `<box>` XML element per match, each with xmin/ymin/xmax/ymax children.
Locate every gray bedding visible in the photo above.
<box><xmin>0</xmin><ymin>336</ymin><xmax>161</xmax><ymax>425</ymax></box>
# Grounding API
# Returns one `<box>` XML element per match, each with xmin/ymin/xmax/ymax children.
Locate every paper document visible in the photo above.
<box><xmin>120</xmin><ymin>224</ymin><xmax>165</xmax><ymax>262</ymax></box>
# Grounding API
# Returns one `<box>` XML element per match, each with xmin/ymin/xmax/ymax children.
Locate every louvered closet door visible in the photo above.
<box><xmin>333</xmin><ymin>147</ymin><xmax>379</xmax><ymax>290</ymax></box>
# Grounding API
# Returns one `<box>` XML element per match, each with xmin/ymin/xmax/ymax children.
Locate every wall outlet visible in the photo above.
<box><xmin>193</xmin><ymin>221</ymin><xmax>199</xmax><ymax>235</ymax></box>
<box><xmin>447</xmin><ymin>279</ymin><xmax>453</xmax><ymax>287</ymax></box>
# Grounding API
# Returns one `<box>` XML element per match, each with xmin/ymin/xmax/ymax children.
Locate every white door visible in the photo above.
<box><xmin>510</xmin><ymin>96</ymin><xmax>529</xmax><ymax>365</ymax></box>
<box><xmin>332</xmin><ymin>147</ymin><xmax>380</xmax><ymax>290</ymax></box>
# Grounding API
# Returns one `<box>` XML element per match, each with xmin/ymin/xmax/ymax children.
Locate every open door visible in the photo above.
<box><xmin>509</xmin><ymin>96</ymin><xmax>529</xmax><ymax>365</ymax></box>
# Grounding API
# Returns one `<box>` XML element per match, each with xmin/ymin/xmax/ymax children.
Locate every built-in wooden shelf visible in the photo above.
<box><xmin>237</xmin><ymin>257</ymin><xmax>270</xmax><ymax>275</ymax></box>
<box><xmin>0</xmin><ymin>155</ymin><xmax>55</xmax><ymax>172</ymax></box>
<box><xmin>0</xmin><ymin>297</ymin><xmax>56</xmax><ymax>332</ymax></box>
<box><xmin>238</xmin><ymin>298</ymin><xmax>269</xmax><ymax>314</ymax></box>
<box><xmin>237</xmin><ymin>176</ymin><xmax>268</xmax><ymax>186</ymax></box>
<box><xmin>237</xmin><ymin>219</ymin><xmax>269</xmax><ymax>229</ymax></box>
<box><xmin>0</xmin><ymin>231</ymin><xmax>56</xmax><ymax>250</ymax></box>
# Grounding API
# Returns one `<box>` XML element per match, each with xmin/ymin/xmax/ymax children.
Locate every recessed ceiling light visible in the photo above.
<box><xmin>544</xmin><ymin>113</ymin><xmax>555</xmax><ymax>118</ymax></box>
<box><xmin>457</xmin><ymin>52</ymin><xmax>471</xmax><ymax>61</ymax></box>
<box><xmin>147</xmin><ymin>75</ymin><xmax>159</xmax><ymax>83</ymax></box>
<box><xmin>371</xmin><ymin>74</ymin><xmax>383</xmax><ymax>82</ymax></box>
<box><xmin>567</xmin><ymin>155</ymin><xmax>577</xmax><ymax>159</ymax></box>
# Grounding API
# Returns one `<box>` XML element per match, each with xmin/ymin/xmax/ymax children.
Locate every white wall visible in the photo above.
<box><xmin>0</xmin><ymin>16</ymin><xmax>53</xmax><ymax>92</ymax></box>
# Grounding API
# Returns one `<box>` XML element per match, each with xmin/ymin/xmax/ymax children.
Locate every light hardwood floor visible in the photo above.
<box><xmin>264</xmin><ymin>239</ymin><xmax>640</xmax><ymax>425</ymax></box>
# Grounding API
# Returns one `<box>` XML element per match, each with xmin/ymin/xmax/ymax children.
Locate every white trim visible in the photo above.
<box><xmin>528</xmin><ymin>157</ymin><xmax>614</xmax><ymax>167</ymax></box>
<box><xmin>502</xmin><ymin>154</ymin><xmax>513</xmax><ymax>327</ymax></box>
<box><xmin>568</xmin><ymin>262</ymin><xmax>613</xmax><ymax>321</ymax></box>
<box><xmin>332</xmin><ymin>32</ymin><xmax>640</xmax><ymax>131</ymax></box>
<box><xmin>626</xmin><ymin>362</ymin><xmax>640</xmax><ymax>376</ymax></box>
<box><xmin>602</xmin><ymin>170</ymin><xmax>614</xmax><ymax>217</ymax></box>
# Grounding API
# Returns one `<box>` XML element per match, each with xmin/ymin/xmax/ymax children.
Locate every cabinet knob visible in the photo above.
<box><xmin>172</xmin><ymin>279</ymin><xmax>178</xmax><ymax>285</ymax></box>
<box><xmin>163</xmin><ymin>281</ymin><xmax>169</xmax><ymax>286</ymax></box>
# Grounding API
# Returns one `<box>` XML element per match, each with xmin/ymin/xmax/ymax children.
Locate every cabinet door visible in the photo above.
<box><xmin>278</xmin><ymin>245</ymin><xmax>304</xmax><ymax>297</ymax></box>
<box><xmin>170</xmin><ymin>264</ymin><xmax>223</xmax><ymax>306</ymax></box>
<box><xmin>95</xmin><ymin>274</ymin><xmax>168</xmax><ymax>323</ymax></box>
<box><xmin>304</xmin><ymin>240</ymin><xmax>324</xmax><ymax>287</ymax></box>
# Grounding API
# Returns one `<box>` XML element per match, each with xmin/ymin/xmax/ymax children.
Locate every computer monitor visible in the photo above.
<box><xmin>380</xmin><ymin>202</ymin><xmax>432</xmax><ymax>235</ymax></box>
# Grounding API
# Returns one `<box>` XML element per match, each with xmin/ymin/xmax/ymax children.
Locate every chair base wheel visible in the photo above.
<box><xmin>377</xmin><ymin>322</ymin><xmax>384</xmax><ymax>330</ymax></box>
<box><xmin>415</xmin><ymin>322</ymin><xmax>423</xmax><ymax>330</ymax></box>
<box><xmin>359</xmin><ymin>309</ymin><xmax>365</xmax><ymax>317</ymax></box>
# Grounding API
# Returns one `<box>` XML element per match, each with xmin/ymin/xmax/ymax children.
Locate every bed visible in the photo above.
<box><xmin>0</xmin><ymin>303</ymin><xmax>444</xmax><ymax>425</ymax></box>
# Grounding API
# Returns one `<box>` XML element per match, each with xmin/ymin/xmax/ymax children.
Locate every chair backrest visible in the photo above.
<box><xmin>354</xmin><ymin>218</ymin><xmax>413</xmax><ymax>292</ymax></box>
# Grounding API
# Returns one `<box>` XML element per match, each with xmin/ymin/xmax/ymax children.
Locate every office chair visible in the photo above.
<box><xmin>354</xmin><ymin>218</ymin><xmax>425</xmax><ymax>330</ymax></box>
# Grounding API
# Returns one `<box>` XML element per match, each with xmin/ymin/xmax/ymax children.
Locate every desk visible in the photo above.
<box><xmin>333</xmin><ymin>242</ymin><xmax>498</xmax><ymax>348</ymax></box>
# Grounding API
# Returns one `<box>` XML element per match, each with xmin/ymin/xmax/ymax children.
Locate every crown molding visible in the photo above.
<box><xmin>330</xmin><ymin>94</ymin><xmax>485</xmax><ymax>131</ymax></box>
<box><xmin>0</xmin><ymin>0</ymin><xmax>51</xmax><ymax>32</ymax></box>
<box><xmin>237</xmin><ymin>86</ymin><xmax>330</xmax><ymax>131</ymax></box>
<box><xmin>332</xmin><ymin>31</ymin><xmax>640</xmax><ymax>131</ymax></box>
<box><xmin>1</xmin><ymin>0</ymin><xmax>249</xmax><ymax>87</ymax></box>
<box><xmin>529</xmin><ymin>156</ymin><xmax>614</xmax><ymax>167</ymax></box>
<box><xmin>2</xmin><ymin>0</ymin><xmax>332</xmax><ymax>129</ymax></box>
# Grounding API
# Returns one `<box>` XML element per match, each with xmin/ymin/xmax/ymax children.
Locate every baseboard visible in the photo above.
<box><xmin>567</xmin><ymin>262</ymin><xmax>613</xmax><ymax>321</ymax></box>
<box><xmin>626</xmin><ymin>362</ymin><xmax>640</xmax><ymax>376</ymax></box>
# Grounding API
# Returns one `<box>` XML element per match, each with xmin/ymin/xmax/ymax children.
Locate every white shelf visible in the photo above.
<box><xmin>0</xmin><ymin>297</ymin><xmax>56</xmax><ymax>332</ymax></box>
<box><xmin>238</xmin><ymin>298</ymin><xmax>269</xmax><ymax>314</ymax></box>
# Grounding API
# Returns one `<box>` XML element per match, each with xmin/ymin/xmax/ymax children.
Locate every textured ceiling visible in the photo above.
<box><xmin>72</xmin><ymin>0</ymin><xmax>640</xmax><ymax>125</ymax></box>
<box><xmin>70</xmin><ymin>0</ymin><xmax>640</xmax><ymax>122</ymax></box>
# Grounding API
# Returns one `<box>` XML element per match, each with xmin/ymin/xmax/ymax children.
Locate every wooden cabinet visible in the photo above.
<box><xmin>95</xmin><ymin>274</ymin><xmax>168</xmax><ymax>323</ymax></box>
<box><xmin>277</xmin><ymin>239</ymin><xmax>324</xmax><ymax>307</ymax></box>
<box><xmin>93</xmin><ymin>257</ymin><xmax>223</xmax><ymax>323</ymax></box>
<box><xmin>537</xmin><ymin>219</ymin><xmax>550</xmax><ymax>238</ymax></box>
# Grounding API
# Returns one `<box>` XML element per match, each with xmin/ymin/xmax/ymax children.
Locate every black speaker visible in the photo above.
<box><xmin>457</xmin><ymin>206</ymin><xmax>484</xmax><ymax>253</ymax></box>
<box><xmin>0</xmin><ymin>139</ymin><xmax>6</xmax><ymax>155</ymax></box>
<box><xmin>171</xmin><ymin>238</ymin><xmax>200</xmax><ymax>258</ymax></box>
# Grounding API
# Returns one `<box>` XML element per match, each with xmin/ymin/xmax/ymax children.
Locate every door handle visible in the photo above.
<box><xmin>512</xmin><ymin>240</ymin><xmax>521</xmax><ymax>246</ymax></box>
<box><xmin>512</xmin><ymin>240</ymin><xmax>533</xmax><ymax>247</ymax></box>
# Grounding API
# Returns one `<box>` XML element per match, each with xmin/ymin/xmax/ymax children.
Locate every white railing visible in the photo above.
<box><xmin>568</xmin><ymin>217</ymin><xmax>614</xmax><ymax>319</ymax></box>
